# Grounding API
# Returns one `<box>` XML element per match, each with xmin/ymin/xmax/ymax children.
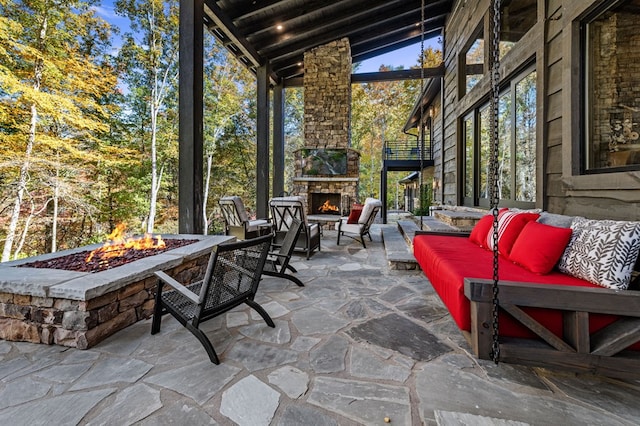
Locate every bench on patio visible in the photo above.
<box><xmin>413</xmin><ymin>210</ymin><xmax>640</xmax><ymax>379</ymax></box>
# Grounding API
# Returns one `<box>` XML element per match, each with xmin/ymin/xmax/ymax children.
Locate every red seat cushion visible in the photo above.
<box><xmin>413</xmin><ymin>234</ymin><xmax>601</xmax><ymax>337</ymax></box>
<box><xmin>347</xmin><ymin>204</ymin><xmax>363</xmax><ymax>224</ymax></box>
<box><xmin>509</xmin><ymin>221</ymin><xmax>572</xmax><ymax>274</ymax></box>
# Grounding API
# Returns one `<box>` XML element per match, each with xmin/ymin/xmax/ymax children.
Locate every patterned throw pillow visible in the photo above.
<box><xmin>485</xmin><ymin>210</ymin><xmax>540</xmax><ymax>256</ymax></box>
<box><xmin>557</xmin><ymin>217</ymin><xmax>640</xmax><ymax>290</ymax></box>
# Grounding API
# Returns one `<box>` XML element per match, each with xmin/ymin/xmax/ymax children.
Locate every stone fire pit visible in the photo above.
<box><xmin>0</xmin><ymin>235</ymin><xmax>233</xmax><ymax>349</ymax></box>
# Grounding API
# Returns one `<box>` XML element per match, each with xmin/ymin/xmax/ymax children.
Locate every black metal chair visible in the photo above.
<box><xmin>269</xmin><ymin>196</ymin><xmax>321</xmax><ymax>259</ymax></box>
<box><xmin>262</xmin><ymin>218</ymin><xmax>305</xmax><ymax>287</ymax></box>
<box><xmin>219</xmin><ymin>196</ymin><xmax>270</xmax><ymax>240</ymax></box>
<box><xmin>151</xmin><ymin>234</ymin><xmax>273</xmax><ymax>364</ymax></box>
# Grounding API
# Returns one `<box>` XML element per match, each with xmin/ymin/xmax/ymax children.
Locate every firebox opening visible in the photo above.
<box><xmin>310</xmin><ymin>193</ymin><xmax>341</xmax><ymax>216</ymax></box>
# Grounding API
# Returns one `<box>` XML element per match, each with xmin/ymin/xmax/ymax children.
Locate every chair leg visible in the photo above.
<box><xmin>246</xmin><ymin>299</ymin><xmax>275</xmax><ymax>327</ymax></box>
<box><xmin>286</xmin><ymin>264</ymin><xmax>297</xmax><ymax>273</ymax></box>
<box><xmin>151</xmin><ymin>282</ymin><xmax>164</xmax><ymax>335</ymax></box>
<box><xmin>186</xmin><ymin>323</ymin><xmax>220</xmax><ymax>364</ymax></box>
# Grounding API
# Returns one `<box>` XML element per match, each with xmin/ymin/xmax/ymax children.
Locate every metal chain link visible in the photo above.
<box><xmin>418</xmin><ymin>0</ymin><xmax>425</xmax><ymax>229</ymax></box>
<box><xmin>489</xmin><ymin>0</ymin><xmax>502</xmax><ymax>364</ymax></box>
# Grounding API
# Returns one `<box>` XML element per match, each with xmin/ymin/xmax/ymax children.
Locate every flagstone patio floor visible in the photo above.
<box><xmin>1</xmin><ymin>225</ymin><xmax>639</xmax><ymax>425</ymax></box>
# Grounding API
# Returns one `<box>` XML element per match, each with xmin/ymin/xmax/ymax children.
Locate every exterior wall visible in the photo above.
<box><xmin>437</xmin><ymin>0</ymin><xmax>640</xmax><ymax>220</ymax></box>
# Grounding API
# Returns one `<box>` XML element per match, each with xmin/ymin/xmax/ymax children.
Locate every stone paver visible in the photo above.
<box><xmin>0</xmin><ymin>227</ymin><xmax>639</xmax><ymax>424</ymax></box>
<box><xmin>220</xmin><ymin>375</ymin><xmax>280</xmax><ymax>425</ymax></box>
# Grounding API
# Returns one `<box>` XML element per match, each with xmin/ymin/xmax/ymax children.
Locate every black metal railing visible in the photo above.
<box><xmin>383</xmin><ymin>139</ymin><xmax>432</xmax><ymax>161</ymax></box>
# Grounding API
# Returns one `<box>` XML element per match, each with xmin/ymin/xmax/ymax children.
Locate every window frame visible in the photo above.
<box><xmin>460</xmin><ymin>64</ymin><xmax>537</xmax><ymax>209</ymax></box>
<box><xmin>580</xmin><ymin>0</ymin><xmax>640</xmax><ymax>175</ymax></box>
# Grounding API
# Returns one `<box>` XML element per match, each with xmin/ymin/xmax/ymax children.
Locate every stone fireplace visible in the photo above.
<box><xmin>293</xmin><ymin>37</ymin><xmax>359</xmax><ymax>216</ymax></box>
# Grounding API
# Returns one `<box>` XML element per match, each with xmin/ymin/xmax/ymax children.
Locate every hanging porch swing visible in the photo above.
<box><xmin>412</xmin><ymin>0</ymin><xmax>640</xmax><ymax>379</ymax></box>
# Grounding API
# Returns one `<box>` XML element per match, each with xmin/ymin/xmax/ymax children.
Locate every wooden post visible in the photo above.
<box><xmin>273</xmin><ymin>81</ymin><xmax>285</xmax><ymax>198</ymax></box>
<box><xmin>256</xmin><ymin>64</ymin><xmax>270</xmax><ymax>219</ymax></box>
<box><xmin>178</xmin><ymin>0</ymin><xmax>204</xmax><ymax>234</ymax></box>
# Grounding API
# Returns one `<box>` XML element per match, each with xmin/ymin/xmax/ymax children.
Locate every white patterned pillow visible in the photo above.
<box><xmin>557</xmin><ymin>217</ymin><xmax>640</xmax><ymax>289</ymax></box>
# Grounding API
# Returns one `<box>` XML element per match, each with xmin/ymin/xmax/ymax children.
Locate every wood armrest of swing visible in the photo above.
<box><xmin>464</xmin><ymin>279</ymin><xmax>640</xmax><ymax>317</ymax></box>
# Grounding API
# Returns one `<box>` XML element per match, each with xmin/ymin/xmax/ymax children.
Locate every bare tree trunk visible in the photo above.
<box><xmin>146</xmin><ymin>93</ymin><xmax>159</xmax><ymax>233</ymax></box>
<box><xmin>51</xmin><ymin>164</ymin><xmax>60</xmax><ymax>253</ymax></box>
<box><xmin>1</xmin><ymin>14</ymin><xmax>47</xmax><ymax>262</ymax></box>
<box><xmin>203</xmin><ymin>154</ymin><xmax>213</xmax><ymax>234</ymax></box>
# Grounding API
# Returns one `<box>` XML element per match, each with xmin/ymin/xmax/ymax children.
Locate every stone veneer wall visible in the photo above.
<box><xmin>0</xmin><ymin>255</ymin><xmax>209</xmax><ymax>349</ymax></box>
<box><xmin>304</xmin><ymin>37</ymin><xmax>352</xmax><ymax>149</ymax></box>
<box><xmin>296</xmin><ymin>38</ymin><xmax>359</xmax><ymax>214</ymax></box>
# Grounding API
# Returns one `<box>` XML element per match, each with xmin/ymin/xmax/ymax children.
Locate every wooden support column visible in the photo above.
<box><xmin>256</xmin><ymin>64</ymin><xmax>271</xmax><ymax>219</ymax></box>
<box><xmin>178</xmin><ymin>0</ymin><xmax>204</xmax><ymax>234</ymax></box>
<box><xmin>273</xmin><ymin>81</ymin><xmax>285</xmax><ymax>198</ymax></box>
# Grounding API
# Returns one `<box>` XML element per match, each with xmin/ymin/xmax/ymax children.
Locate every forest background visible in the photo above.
<box><xmin>0</xmin><ymin>0</ymin><xmax>441</xmax><ymax>262</ymax></box>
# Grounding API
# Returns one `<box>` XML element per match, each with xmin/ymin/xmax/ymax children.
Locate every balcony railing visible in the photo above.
<box><xmin>383</xmin><ymin>139</ymin><xmax>432</xmax><ymax>162</ymax></box>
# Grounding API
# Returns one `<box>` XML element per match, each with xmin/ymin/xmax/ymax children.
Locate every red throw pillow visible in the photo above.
<box><xmin>509</xmin><ymin>221</ymin><xmax>573</xmax><ymax>274</ymax></box>
<box><xmin>469</xmin><ymin>215</ymin><xmax>494</xmax><ymax>247</ymax></box>
<box><xmin>347</xmin><ymin>204</ymin><xmax>363</xmax><ymax>224</ymax></box>
<box><xmin>485</xmin><ymin>210</ymin><xmax>540</xmax><ymax>256</ymax></box>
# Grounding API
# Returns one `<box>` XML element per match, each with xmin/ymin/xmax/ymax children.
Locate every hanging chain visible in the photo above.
<box><xmin>489</xmin><ymin>0</ymin><xmax>502</xmax><ymax>364</ymax></box>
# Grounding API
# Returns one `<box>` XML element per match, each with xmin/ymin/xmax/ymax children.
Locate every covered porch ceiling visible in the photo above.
<box><xmin>203</xmin><ymin>0</ymin><xmax>454</xmax><ymax>83</ymax></box>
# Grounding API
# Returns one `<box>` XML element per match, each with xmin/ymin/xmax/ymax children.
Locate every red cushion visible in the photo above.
<box><xmin>469</xmin><ymin>215</ymin><xmax>494</xmax><ymax>247</ymax></box>
<box><xmin>509</xmin><ymin>221</ymin><xmax>572</xmax><ymax>274</ymax></box>
<box><xmin>413</xmin><ymin>234</ymin><xmax>599</xmax><ymax>335</ymax></box>
<box><xmin>347</xmin><ymin>204</ymin><xmax>363</xmax><ymax>224</ymax></box>
<box><xmin>414</xmin><ymin>234</ymin><xmax>640</xmax><ymax>350</ymax></box>
<box><xmin>486</xmin><ymin>210</ymin><xmax>540</xmax><ymax>257</ymax></box>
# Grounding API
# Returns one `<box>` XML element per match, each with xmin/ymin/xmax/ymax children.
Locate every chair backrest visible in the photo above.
<box><xmin>199</xmin><ymin>234</ymin><xmax>272</xmax><ymax>305</ymax></box>
<box><xmin>358</xmin><ymin>198</ymin><xmax>382</xmax><ymax>225</ymax></box>
<box><xmin>269</xmin><ymin>196</ymin><xmax>307</xmax><ymax>232</ymax></box>
<box><xmin>219</xmin><ymin>196</ymin><xmax>248</xmax><ymax>227</ymax></box>
<box><xmin>275</xmin><ymin>218</ymin><xmax>303</xmax><ymax>270</ymax></box>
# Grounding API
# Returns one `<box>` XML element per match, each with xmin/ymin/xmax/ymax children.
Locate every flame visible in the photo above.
<box><xmin>318</xmin><ymin>199</ymin><xmax>339</xmax><ymax>213</ymax></box>
<box><xmin>86</xmin><ymin>223</ymin><xmax>166</xmax><ymax>263</ymax></box>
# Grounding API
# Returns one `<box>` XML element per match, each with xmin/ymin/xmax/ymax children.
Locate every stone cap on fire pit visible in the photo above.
<box><xmin>0</xmin><ymin>235</ymin><xmax>234</xmax><ymax>301</ymax></box>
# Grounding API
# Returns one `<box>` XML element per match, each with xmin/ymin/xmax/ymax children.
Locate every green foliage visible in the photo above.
<box><xmin>413</xmin><ymin>183</ymin><xmax>433</xmax><ymax>216</ymax></box>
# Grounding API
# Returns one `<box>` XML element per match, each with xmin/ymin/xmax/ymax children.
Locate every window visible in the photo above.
<box><xmin>462</xmin><ymin>25</ymin><xmax>485</xmax><ymax>96</ymax></box>
<box><xmin>583</xmin><ymin>0</ymin><xmax>640</xmax><ymax>172</ymax></box>
<box><xmin>462</xmin><ymin>68</ymin><xmax>536</xmax><ymax>208</ymax></box>
<box><xmin>500</xmin><ymin>0</ymin><xmax>538</xmax><ymax>58</ymax></box>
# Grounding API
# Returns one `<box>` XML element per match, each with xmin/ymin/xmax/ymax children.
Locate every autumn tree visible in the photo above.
<box><xmin>115</xmin><ymin>0</ymin><xmax>179</xmax><ymax>234</ymax></box>
<box><xmin>0</xmin><ymin>0</ymin><xmax>119</xmax><ymax>261</ymax></box>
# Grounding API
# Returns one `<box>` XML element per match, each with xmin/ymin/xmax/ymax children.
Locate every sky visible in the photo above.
<box><xmin>94</xmin><ymin>1</ymin><xmax>440</xmax><ymax>73</ymax></box>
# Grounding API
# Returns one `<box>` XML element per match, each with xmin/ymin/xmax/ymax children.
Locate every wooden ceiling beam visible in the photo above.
<box><xmin>203</xmin><ymin>0</ymin><xmax>264</xmax><ymax>68</ymax></box>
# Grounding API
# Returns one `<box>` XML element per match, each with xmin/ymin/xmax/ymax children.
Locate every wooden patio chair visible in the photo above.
<box><xmin>335</xmin><ymin>197</ymin><xmax>382</xmax><ymax>248</ymax></box>
<box><xmin>219</xmin><ymin>196</ymin><xmax>270</xmax><ymax>240</ymax></box>
<box><xmin>151</xmin><ymin>234</ymin><xmax>274</xmax><ymax>364</ymax></box>
<box><xmin>269</xmin><ymin>196</ymin><xmax>321</xmax><ymax>259</ymax></box>
<box><xmin>262</xmin><ymin>218</ymin><xmax>305</xmax><ymax>287</ymax></box>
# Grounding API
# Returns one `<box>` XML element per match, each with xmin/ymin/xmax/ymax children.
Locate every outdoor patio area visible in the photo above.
<box><xmin>1</xmin><ymin>226</ymin><xmax>639</xmax><ymax>425</ymax></box>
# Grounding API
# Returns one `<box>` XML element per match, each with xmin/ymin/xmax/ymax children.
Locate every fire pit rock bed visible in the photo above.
<box><xmin>0</xmin><ymin>235</ymin><xmax>233</xmax><ymax>349</ymax></box>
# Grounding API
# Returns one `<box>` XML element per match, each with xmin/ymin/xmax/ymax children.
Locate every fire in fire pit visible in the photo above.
<box><xmin>19</xmin><ymin>224</ymin><xmax>198</xmax><ymax>273</ymax></box>
<box><xmin>86</xmin><ymin>223</ymin><xmax>165</xmax><ymax>262</ymax></box>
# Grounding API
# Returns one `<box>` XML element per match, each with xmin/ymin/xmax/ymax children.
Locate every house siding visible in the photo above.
<box><xmin>435</xmin><ymin>0</ymin><xmax>640</xmax><ymax>220</ymax></box>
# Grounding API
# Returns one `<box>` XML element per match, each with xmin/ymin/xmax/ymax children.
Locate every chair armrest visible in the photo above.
<box><xmin>155</xmin><ymin>271</ymin><xmax>200</xmax><ymax>304</ymax></box>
